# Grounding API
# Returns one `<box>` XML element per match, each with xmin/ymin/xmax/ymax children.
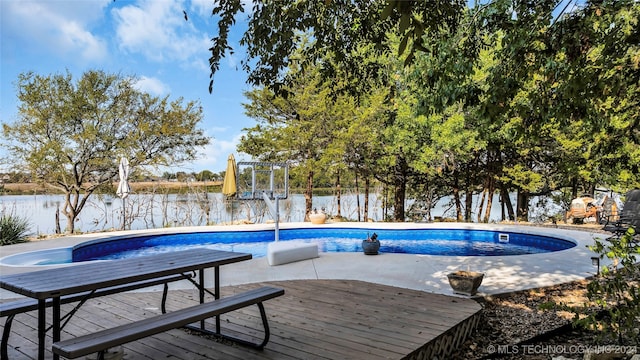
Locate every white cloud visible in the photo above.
<box><xmin>112</xmin><ymin>0</ymin><xmax>210</xmax><ymax>66</ymax></box>
<box><xmin>1</xmin><ymin>0</ymin><xmax>109</xmax><ymax>63</ymax></box>
<box><xmin>191</xmin><ymin>131</ymin><xmax>242</xmax><ymax>172</ymax></box>
<box><xmin>134</xmin><ymin>76</ymin><xmax>169</xmax><ymax>96</ymax></box>
<box><xmin>59</xmin><ymin>21</ymin><xmax>107</xmax><ymax>62</ymax></box>
<box><xmin>189</xmin><ymin>0</ymin><xmax>215</xmax><ymax>17</ymax></box>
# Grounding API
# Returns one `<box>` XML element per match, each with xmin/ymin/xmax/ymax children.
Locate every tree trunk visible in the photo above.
<box><xmin>477</xmin><ymin>186</ymin><xmax>487</xmax><ymax>223</ymax></box>
<box><xmin>465</xmin><ymin>190</ymin><xmax>473</xmax><ymax>222</ymax></box>
<box><xmin>465</xmin><ymin>168</ymin><xmax>473</xmax><ymax>221</ymax></box>
<box><xmin>383</xmin><ymin>181</ymin><xmax>389</xmax><ymax>221</ymax></box>
<box><xmin>501</xmin><ymin>185</ymin><xmax>515</xmax><ymax>221</ymax></box>
<box><xmin>63</xmin><ymin>211</ymin><xmax>75</xmax><ymax>233</ymax></box>
<box><xmin>393</xmin><ymin>152</ymin><xmax>409</xmax><ymax>221</ymax></box>
<box><xmin>335</xmin><ymin>169</ymin><xmax>342</xmax><ymax>219</ymax></box>
<box><xmin>364</xmin><ymin>176</ymin><xmax>370</xmax><ymax>222</ymax></box>
<box><xmin>355</xmin><ymin>172</ymin><xmax>361</xmax><ymax>222</ymax></box>
<box><xmin>61</xmin><ymin>188</ymin><xmax>95</xmax><ymax>233</ymax></box>
<box><xmin>517</xmin><ymin>189</ymin><xmax>529</xmax><ymax>221</ymax></box>
<box><xmin>62</xmin><ymin>192</ymin><xmax>77</xmax><ymax>233</ymax></box>
<box><xmin>453</xmin><ymin>170</ymin><xmax>463</xmax><ymax>221</ymax></box>
<box><xmin>482</xmin><ymin>177</ymin><xmax>495</xmax><ymax>223</ymax></box>
<box><xmin>55</xmin><ymin>207</ymin><xmax>61</xmax><ymax>234</ymax></box>
<box><xmin>304</xmin><ymin>170</ymin><xmax>314</xmax><ymax>221</ymax></box>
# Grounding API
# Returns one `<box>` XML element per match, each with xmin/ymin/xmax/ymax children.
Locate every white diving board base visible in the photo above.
<box><xmin>267</xmin><ymin>241</ymin><xmax>319</xmax><ymax>266</ymax></box>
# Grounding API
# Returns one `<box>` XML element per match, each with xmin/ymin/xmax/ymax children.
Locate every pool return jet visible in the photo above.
<box><xmin>236</xmin><ymin>161</ymin><xmax>318</xmax><ymax>265</ymax></box>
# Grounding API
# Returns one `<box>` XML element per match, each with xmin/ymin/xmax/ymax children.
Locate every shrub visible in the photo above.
<box><xmin>574</xmin><ymin>227</ymin><xmax>640</xmax><ymax>345</ymax></box>
<box><xmin>0</xmin><ymin>213</ymin><xmax>31</xmax><ymax>246</ymax></box>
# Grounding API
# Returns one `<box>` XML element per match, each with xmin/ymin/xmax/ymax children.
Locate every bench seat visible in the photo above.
<box><xmin>1</xmin><ymin>273</ymin><xmax>193</xmax><ymax>359</ymax></box>
<box><xmin>52</xmin><ymin>286</ymin><xmax>285</xmax><ymax>359</ymax></box>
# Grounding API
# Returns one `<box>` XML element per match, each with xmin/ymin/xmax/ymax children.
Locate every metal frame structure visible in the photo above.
<box><xmin>236</xmin><ymin>161</ymin><xmax>289</xmax><ymax>201</ymax></box>
<box><xmin>235</xmin><ymin>162</ymin><xmax>289</xmax><ymax>242</ymax></box>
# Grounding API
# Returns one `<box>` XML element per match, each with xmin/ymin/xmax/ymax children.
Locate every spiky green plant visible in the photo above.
<box><xmin>0</xmin><ymin>213</ymin><xmax>31</xmax><ymax>246</ymax></box>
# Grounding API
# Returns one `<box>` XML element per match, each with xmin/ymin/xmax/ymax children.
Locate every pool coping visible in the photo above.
<box><xmin>0</xmin><ymin>222</ymin><xmax>609</xmax><ymax>299</ymax></box>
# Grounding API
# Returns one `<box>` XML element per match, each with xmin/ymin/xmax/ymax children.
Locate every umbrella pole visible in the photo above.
<box><xmin>122</xmin><ymin>197</ymin><xmax>126</xmax><ymax>230</ymax></box>
<box><xmin>275</xmin><ymin>196</ymin><xmax>280</xmax><ymax>242</ymax></box>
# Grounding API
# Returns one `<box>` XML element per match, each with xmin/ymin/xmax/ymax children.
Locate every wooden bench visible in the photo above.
<box><xmin>1</xmin><ymin>273</ymin><xmax>193</xmax><ymax>359</ymax></box>
<box><xmin>52</xmin><ymin>286</ymin><xmax>285</xmax><ymax>359</ymax></box>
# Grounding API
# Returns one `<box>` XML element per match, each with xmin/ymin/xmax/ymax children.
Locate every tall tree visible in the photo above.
<box><xmin>334</xmin><ymin>89</ymin><xmax>388</xmax><ymax>221</ymax></box>
<box><xmin>555</xmin><ymin>0</ymin><xmax>640</xmax><ymax>191</ymax></box>
<box><xmin>239</xmin><ymin>66</ymin><xmax>338</xmax><ymax>220</ymax></box>
<box><xmin>2</xmin><ymin>70</ymin><xmax>209</xmax><ymax>233</ymax></box>
<box><xmin>207</xmin><ymin>0</ymin><xmax>464</xmax><ymax>95</ymax></box>
<box><xmin>396</xmin><ymin>8</ymin><xmax>487</xmax><ymax>222</ymax></box>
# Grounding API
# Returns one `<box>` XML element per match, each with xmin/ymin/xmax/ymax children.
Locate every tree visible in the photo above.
<box><xmin>239</xmin><ymin>65</ymin><xmax>338</xmax><ymax>220</ymax></box>
<box><xmin>554</xmin><ymin>0</ymin><xmax>640</xmax><ymax>191</ymax></box>
<box><xmin>229</xmin><ymin>0</ymin><xmax>639</xmax><ymax>222</ymax></box>
<box><xmin>207</xmin><ymin>0</ymin><xmax>464</xmax><ymax>95</ymax></box>
<box><xmin>386</xmin><ymin>9</ymin><xmax>487</xmax><ymax>222</ymax></box>
<box><xmin>334</xmin><ymin>89</ymin><xmax>388</xmax><ymax>221</ymax></box>
<box><xmin>2</xmin><ymin>70</ymin><xmax>209</xmax><ymax>233</ymax></box>
<box><xmin>196</xmin><ymin>170</ymin><xmax>215</xmax><ymax>182</ymax></box>
<box><xmin>477</xmin><ymin>0</ymin><xmax>640</xmax><ymax>216</ymax></box>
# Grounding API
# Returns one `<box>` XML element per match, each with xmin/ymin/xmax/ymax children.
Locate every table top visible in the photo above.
<box><xmin>0</xmin><ymin>248</ymin><xmax>252</xmax><ymax>299</ymax></box>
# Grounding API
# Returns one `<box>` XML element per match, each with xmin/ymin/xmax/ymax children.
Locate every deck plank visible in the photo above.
<box><xmin>1</xmin><ymin>280</ymin><xmax>481</xmax><ymax>360</ymax></box>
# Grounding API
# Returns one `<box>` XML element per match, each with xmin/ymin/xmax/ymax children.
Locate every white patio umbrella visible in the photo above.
<box><xmin>116</xmin><ymin>157</ymin><xmax>130</xmax><ymax>230</ymax></box>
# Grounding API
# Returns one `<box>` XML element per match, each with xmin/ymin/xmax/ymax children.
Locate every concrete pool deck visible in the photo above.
<box><xmin>0</xmin><ymin>222</ymin><xmax>610</xmax><ymax>299</ymax></box>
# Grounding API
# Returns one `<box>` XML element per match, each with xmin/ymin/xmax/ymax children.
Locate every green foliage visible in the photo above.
<box><xmin>574</xmin><ymin>228</ymin><xmax>640</xmax><ymax>344</ymax></box>
<box><xmin>0</xmin><ymin>211</ymin><xmax>31</xmax><ymax>246</ymax></box>
<box><xmin>208</xmin><ymin>0</ymin><xmax>464</xmax><ymax>96</ymax></box>
<box><xmin>235</xmin><ymin>0</ymin><xmax>639</xmax><ymax>222</ymax></box>
<box><xmin>239</xmin><ymin>63</ymin><xmax>340</xmax><ymax>216</ymax></box>
<box><xmin>1</xmin><ymin>70</ymin><xmax>210</xmax><ymax>233</ymax></box>
<box><xmin>195</xmin><ymin>170</ymin><xmax>216</xmax><ymax>182</ymax></box>
<box><xmin>554</xmin><ymin>0</ymin><xmax>640</xmax><ymax>190</ymax></box>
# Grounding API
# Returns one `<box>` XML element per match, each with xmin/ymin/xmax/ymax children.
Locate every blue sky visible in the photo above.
<box><xmin>1</xmin><ymin>0</ymin><xmax>253</xmax><ymax>174</ymax></box>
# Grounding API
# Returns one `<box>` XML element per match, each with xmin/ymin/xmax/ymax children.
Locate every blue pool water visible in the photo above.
<box><xmin>71</xmin><ymin>228</ymin><xmax>575</xmax><ymax>262</ymax></box>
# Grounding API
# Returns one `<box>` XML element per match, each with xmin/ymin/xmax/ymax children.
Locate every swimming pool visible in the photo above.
<box><xmin>0</xmin><ymin>225</ymin><xmax>577</xmax><ymax>266</ymax></box>
<box><xmin>66</xmin><ymin>227</ymin><xmax>574</xmax><ymax>261</ymax></box>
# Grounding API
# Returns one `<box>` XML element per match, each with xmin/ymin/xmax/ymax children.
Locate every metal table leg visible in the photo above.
<box><xmin>37</xmin><ymin>300</ymin><xmax>45</xmax><ymax>360</ymax></box>
<box><xmin>214</xmin><ymin>266</ymin><xmax>220</xmax><ymax>333</ymax></box>
<box><xmin>52</xmin><ymin>297</ymin><xmax>60</xmax><ymax>360</ymax></box>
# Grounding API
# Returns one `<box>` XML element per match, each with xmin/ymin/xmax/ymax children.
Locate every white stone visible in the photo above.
<box><xmin>267</xmin><ymin>241</ymin><xmax>318</xmax><ymax>266</ymax></box>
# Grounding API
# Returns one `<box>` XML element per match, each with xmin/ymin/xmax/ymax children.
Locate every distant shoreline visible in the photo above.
<box><xmin>0</xmin><ymin>181</ymin><xmax>223</xmax><ymax>195</ymax></box>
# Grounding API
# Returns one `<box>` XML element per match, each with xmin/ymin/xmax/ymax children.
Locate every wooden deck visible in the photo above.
<box><xmin>2</xmin><ymin>280</ymin><xmax>482</xmax><ymax>360</ymax></box>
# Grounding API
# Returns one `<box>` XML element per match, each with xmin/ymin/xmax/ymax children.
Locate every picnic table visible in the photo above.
<box><xmin>0</xmin><ymin>248</ymin><xmax>283</xmax><ymax>360</ymax></box>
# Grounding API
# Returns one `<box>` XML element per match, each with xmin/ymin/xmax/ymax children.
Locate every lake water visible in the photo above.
<box><xmin>0</xmin><ymin>191</ymin><xmax>538</xmax><ymax>236</ymax></box>
<box><xmin>0</xmin><ymin>192</ymin><xmax>386</xmax><ymax>235</ymax></box>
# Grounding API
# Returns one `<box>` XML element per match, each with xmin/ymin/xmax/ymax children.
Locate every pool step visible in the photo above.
<box><xmin>267</xmin><ymin>241</ymin><xmax>318</xmax><ymax>265</ymax></box>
